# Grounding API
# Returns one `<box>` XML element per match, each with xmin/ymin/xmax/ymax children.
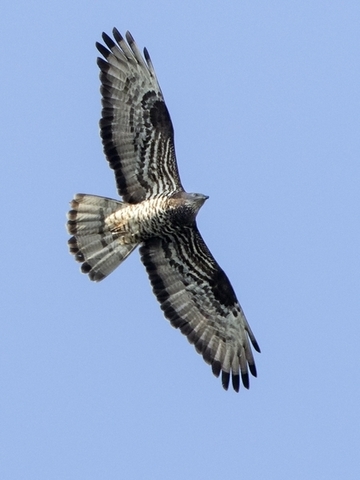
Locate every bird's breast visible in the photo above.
<box><xmin>105</xmin><ymin>196</ymin><xmax>181</xmax><ymax>241</ymax></box>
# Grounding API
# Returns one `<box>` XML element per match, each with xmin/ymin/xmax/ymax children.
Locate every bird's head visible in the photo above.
<box><xmin>186</xmin><ymin>192</ymin><xmax>209</xmax><ymax>209</ymax></box>
<box><xmin>170</xmin><ymin>191</ymin><xmax>209</xmax><ymax>225</ymax></box>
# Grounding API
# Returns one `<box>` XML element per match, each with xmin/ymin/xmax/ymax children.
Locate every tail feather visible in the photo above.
<box><xmin>67</xmin><ymin>194</ymin><xmax>138</xmax><ymax>281</ymax></box>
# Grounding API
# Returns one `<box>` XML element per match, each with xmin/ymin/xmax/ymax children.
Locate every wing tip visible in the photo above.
<box><xmin>221</xmin><ymin>371</ymin><xmax>230</xmax><ymax>391</ymax></box>
<box><xmin>241</xmin><ymin>372</ymin><xmax>250</xmax><ymax>389</ymax></box>
<box><xmin>125</xmin><ymin>30</ymin><xmax>135</xmax><ymax>46</ymax></box>
<box><xmin>101</xmin><ymin>32</ymin><xmax>115</xmax><ymax>50</ymax></box>
<box><xmin>211</xmin><ymin>360</ymin><xmax>222</xmax><ymax>378</ymax></box>
<box><xmin>252</xmin><ymin>339</ymin><xmax>261</xmax><ymax>353</ymax></box>
<box><xmin>96</xmin><ymin>41</ymin><xmax>110</xmax><ymax>60</ymax></box>
<box><xmin>249</xmin><ymin>363</ymin><xmax>257</xmax><ymax>378</ymax></box>
<box><xmin>112</xmin><ymin>27</ymin><xmax>123</xmax><ymax>44</ymax></box>
<box><xmin>232</xmin><ymin>373</ymin><xmax>240</xmax><ymax>392</ymax></box>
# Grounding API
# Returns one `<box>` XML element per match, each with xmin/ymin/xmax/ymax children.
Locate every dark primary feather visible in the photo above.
<box><xmin>96</xmin><ymin>28</ymin><xmax>184</xmax><ymax>203</ymax></box>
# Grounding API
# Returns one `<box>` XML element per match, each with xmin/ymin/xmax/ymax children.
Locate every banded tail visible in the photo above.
<box><xmin>67</xmin><ymin>194</ymin><xmax>138</xmax><ymax>281</ymax></box>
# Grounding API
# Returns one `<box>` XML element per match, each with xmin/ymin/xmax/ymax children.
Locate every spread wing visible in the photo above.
<box><xmin>140</xmin><ymin>226</ymin><xmax>260</xmax><ymax>392</ymax></box>
<box><xmin>96</xmin><ymin>28</ymin><xmax>184</xmax><ymax>204</ymax></box>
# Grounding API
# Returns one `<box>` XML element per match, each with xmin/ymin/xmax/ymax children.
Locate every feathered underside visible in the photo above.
<box><xmin>67</xmin><ymin>194</ymin><xmax>138</xmax><ymax>281</ymax></box>
<box><xmin>96</xmin><ymin>28</ymin><xmax>184</xmax><ymax>204</ymax></box>
<box><xmin>140</xmin><ymin>226</ymin><xmax>260</xmax><ymax>392</ymax></box>
<box><xmin>67</xmin><ymin>28</ymin><xmax>261</xmax><ymax>393</ymax></box>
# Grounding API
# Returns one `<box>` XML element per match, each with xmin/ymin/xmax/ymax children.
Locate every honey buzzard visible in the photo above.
<box><xmin>67</xmin><ymin>28</ymin><xmax>260</xmax><ymax>391</ymax></box>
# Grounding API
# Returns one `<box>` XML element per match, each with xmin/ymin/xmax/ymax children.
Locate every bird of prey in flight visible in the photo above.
<box><xmin>67</xmin><ymin>28</ymin><xmax>260</xmax><ymax>392</ymax></box>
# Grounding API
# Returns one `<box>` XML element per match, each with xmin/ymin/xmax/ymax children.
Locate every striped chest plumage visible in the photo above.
<box><xmin>105</xmin><ymin>197</ymin><xmax>175</xmax><ymax>241</ymax></box>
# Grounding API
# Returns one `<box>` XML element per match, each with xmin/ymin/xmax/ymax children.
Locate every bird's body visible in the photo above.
<box><xmin>67</xmin><ymin>28</ymin><xmax>260</xmax><ymax>391</ymax></box>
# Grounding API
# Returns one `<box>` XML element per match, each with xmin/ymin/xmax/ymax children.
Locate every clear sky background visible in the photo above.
<box><xmin>1</xmin><ymin>1</ymin><xmax>359</xmax><ymax>479</ymax></box>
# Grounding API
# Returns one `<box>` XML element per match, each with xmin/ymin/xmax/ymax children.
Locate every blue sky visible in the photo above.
<box><xmin>1</xmin><ymin>1</ymin><xmax>359</xmax><ymax>478</ymax></box>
